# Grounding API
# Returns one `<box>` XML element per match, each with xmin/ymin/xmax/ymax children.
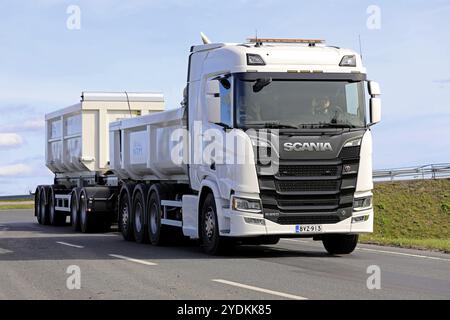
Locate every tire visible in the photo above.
<box><xmin>119</xmin><ymin>188</ymin><xmax>134</xmax><ymax>241</ymax></box>
<box><xmin>70</xmin><ymin>192</ymin><xmax>81</xmax><ymax>231</ymax></box>
<box><xmin>49</xmin><ymin>189</ymin><xmax>66</xmax><ymax>226</ymax></box>
<box><xmin>35</xmin><ymin>188</ymin><xmax>42</xmax><ymax>224</ymax></box>
<box><xmin>147</xmin><ymin>190</ymin><xmax>167</xmax><ymax>246</ymax></box>
<box><xmin>39</xmin><ymin>189</ymin><xmax>50</xmax><ymax>225</ymax></box>
<box><xmin>80</xmin><ymin>189</ymin><xmax>96</xmax><ymax>233</ymax></box>
<box><xmin>322</xmin><ymin>234</ymin><xmax>359</xmax><ymax>255</ymax></box>
<box><xmin>132</xmin><ymin>185</ymin><xmax>149</xmax><ymax>243</ymax></box>
<box><xmin>200</xmin><ymin>193</ymin><xmax>230</xmax><ymax>255</ymax></box>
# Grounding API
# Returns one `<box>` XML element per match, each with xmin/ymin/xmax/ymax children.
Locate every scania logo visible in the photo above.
<box><xmin>284</xmin><ymin>142</ymin><xmax>333</xmax><ymax>152</ymax></box>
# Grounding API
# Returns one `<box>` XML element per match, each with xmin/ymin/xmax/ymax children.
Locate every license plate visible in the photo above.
<box><xmin>295</xmin><ymin>225</ymin><xmax>323</xmax><ymax>233</ymax></box>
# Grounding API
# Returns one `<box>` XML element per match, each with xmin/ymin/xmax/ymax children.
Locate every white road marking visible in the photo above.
<box><xmin>56</xmin><ymin>241</ymin><xmax>84</xmax><ymax>249</ymax></box>
<box><xmin>108</xmin><ymin>254</ymin><xmax>158</xmax><ymax>266</ymax></box>
<box><xmin>212</xmin><ymin>279</ymin><xmax>307</xmax><ymax>300</ymax></box>
<box><xmin>281</xmin><ymin>239</ymin><xmax>450</xmax><ymax>262</ymax></box>
<box><xmin>357</xmin><ymin>247</ymin><xmax>450</xmax><ymax>262</ymax></box>
<box><xmin>281</xmin><ymin>239</ymin><xmax>310</xmax><ymax>243</ymax></box>
<box><xmin>0</xmin><ymin>247</ymin><xmax>13</xmax><ymax>254</ymax></box>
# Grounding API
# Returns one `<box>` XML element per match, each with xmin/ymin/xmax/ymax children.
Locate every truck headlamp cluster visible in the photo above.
<box><xmin>353</xmin><ymin>196</ymin><xmax>372</xmax><ymax>211</ymax></box>
<box><xmin>339</xmin><ymin>55</ymin><xmax>356</xmax><ymax>67</ymax></box>
<box><xmin>232</xmin><ymin>196</ymin><xmax>262</xmax><ymax>213</ymax></box>
<box><xmin>247</xmin><ymin>54</ymin><xmax>266</xmax><ymax>66</ymax></box>
<box><xmin>343</xmin><ymin>138</ymin><xmax>362</xmax><ymax>148</ymax></box>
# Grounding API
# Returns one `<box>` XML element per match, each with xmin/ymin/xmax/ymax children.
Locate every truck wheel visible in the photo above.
<box><xmin>49</xmin><ymin>189</ymin><xmax>66</xmax><ymax>226</ymax></box>
<box><xmin>39</xmin><ymin>189</ymin><xmax>50</xmax><ymax>225</ymax></box>
<box><xmin>35</xmin><ymin>187</ymin><xmax>41</xmax><ymax>224</ymax></box>
<box><xmin>70</xmin><ymin>192</ymin><xmax>81</xmax><ymax>231</ymax></box>
<box><xmin>322</xmin><ymin>234</ymin><xmax>359</xmax><ymax>255</ymax></box>
<box><xmin>201</xmin><ymin>193</ymin><xmax>230</xmax><ymax>255</ymax></box>
<box><xmin>80</xmin><ymin>190</ymin><xmax>95</xmax><ymax>233</ymax></box>
<box><xmin>147</xmin><ymin>191</ymin><xmax>167</xmax><ymax>245</ymax></box>
<box><xmin>132</xmin><ymin>185</ymin><xmax>149</xmax><ymax>243</ymax></box>
<box><xmin>119</xmin><ymin>190</ymin><xmax>134</xmax><ymax>241</ymax></box>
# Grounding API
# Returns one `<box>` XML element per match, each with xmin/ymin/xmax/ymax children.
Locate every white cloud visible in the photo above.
<box><xmin>0</xmin><ymin>164</ymin><xmax>33</xmax><ymax>177</ymax></box>
<box><xmin>0</xmin><ymin>133</ymin><xmax>24</xmax><ymax>147</ymax></box>
<box><xmin>0</xmin><ymin>118</ymin><xmax>45</xmax><ymax>132</ymax></box>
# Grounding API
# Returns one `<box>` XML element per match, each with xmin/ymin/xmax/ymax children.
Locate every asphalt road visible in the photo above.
<box><xmin>0</xmin><ymin>209</ymin><xmax>449</xmax><ymax>300</ymax></box>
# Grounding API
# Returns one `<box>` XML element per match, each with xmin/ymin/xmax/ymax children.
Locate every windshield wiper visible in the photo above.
<box><xmin>248</xmin><ymin>121</ymin><xmax>299</xmax><ymax>129</ymax></box>
<box><xmin>316</xmin><ymin>123</ymin><xmax>357</xmax><ymax>128</ymax></box>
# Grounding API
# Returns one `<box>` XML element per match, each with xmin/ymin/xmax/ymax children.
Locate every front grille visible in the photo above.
<box><xmin>278</xmin><ymin>165</ymin><xmax>338</xmax><ymax>177</ymax></box>
<box><xmin>276</xmin><ymin>215</ymin><xmax>341</xmax><ymax>225</ymax></box>
<box><xmin>276</xmin><ymin>180</ymin><xmax>339</xmax><ymax>192</ymax></box>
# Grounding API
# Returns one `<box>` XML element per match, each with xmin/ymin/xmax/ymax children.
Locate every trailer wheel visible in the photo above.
<box><xmin>39</xmin><ymin>188</ymin><xmax>50</xmax><ymax>225</ymax></box>
<box><xmin>49</xmin><ymin>188</ymin><xmax>66</xmax><ymax>226</ymax></box>
<box><xmin>80</xmin><ymin>189</ymin><xmax>95</xmax><ymax>233</ymax></box>
<box><xmin>322</xmin><ymin>234</ymin><xmax>358</xmax><ymax>255</ymax></box>
<box><xmin>132</xmin><ymin>185</ymin><xmax>149</xmax><ymax>243</ymax></box>
<box><xmin>70</xmin><ymin>192</ymin><xmax>81</xmax><ymax>231</ymax></box>
<box><xmin>35</xmin><ymin>188</ymin><xmax>42</xmax><ymax>224</ymax></box>
<box><xmin>200</xmin><ymin>193</ymin><xmax>230</xmax><ymax>255</ymax></box>
<box><xmin>119</xmin><ymin>189</ymin><xmax>134</xmax><ymax>241</ymax></box>
<box><xmin>147</xmin><ymin>190</ymin><xmax>169</xmax><ymax>246</ymax></box>
<box><xmin>34</xmin><ymin>187</ymin><xmax>40</xmax><ymax>223</ymax></box>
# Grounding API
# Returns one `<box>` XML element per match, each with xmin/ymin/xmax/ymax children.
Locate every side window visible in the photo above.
<box><xmin>219</xmin><ymin>79</ymin><xmax>232</xmax><ymax>127</ymax></box>
<box><xmin>345</xmin><ymin>83</ymin><xmax>359</xmax><ymax>115</ymax></box>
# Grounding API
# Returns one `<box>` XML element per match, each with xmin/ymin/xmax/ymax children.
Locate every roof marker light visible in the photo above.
<box><xmin>247</xmin><ymin>54</ymin><xmax>266</xmax><ymax>66</ymax></box>
<box><xmin>340</xmin><ymin>55</ymin><xmax>357</xmax><ymax>67</ymax></box>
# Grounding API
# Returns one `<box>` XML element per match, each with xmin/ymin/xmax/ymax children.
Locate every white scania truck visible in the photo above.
<box><xmin>35</xmin><ymin>36</ymin><xmax>381</xmax><ymax>255</ymax></box>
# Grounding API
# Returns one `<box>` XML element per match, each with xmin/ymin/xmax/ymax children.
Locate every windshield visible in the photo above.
<box><xmin>235</xmin><ymin>78</ymin><xmax>366</xmax><ymax>129</ymax></box>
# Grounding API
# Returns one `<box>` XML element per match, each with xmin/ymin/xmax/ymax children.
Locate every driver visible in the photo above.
<box><xmin>312</xmin><ymin>96</ymin><xmax>342</xmax><ymax>119</ymax></box>
<box><xmin>312</xmin><ymin>96</ymin><xmax>332</xmax><ymax>115</ymax></box>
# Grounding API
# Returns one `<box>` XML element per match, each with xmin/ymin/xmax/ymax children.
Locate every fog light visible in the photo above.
<box><xmin>244</xmin><ymin>217</ymin><xmax>265</xmax><ymax>225</ymax></box>
<box><xmin>352</xmin><ymin>215</ymin><xmax>369</xmax><ymax>223</ymax></box>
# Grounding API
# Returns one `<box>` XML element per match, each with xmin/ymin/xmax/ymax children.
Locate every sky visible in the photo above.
<box><xmin>0</xmin><ymin>0</ymin><xmax>449</xmax><ymax>195</ymax></box>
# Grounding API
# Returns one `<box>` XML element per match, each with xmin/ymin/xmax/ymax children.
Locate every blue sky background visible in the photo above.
<box><xmin>0</xmin><ymin>0</ymin><xmax>449</xmax><ymax>195</ymax></box>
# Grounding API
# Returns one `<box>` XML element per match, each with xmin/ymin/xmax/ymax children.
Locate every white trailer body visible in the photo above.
<box><xmin>45</xmin><ymin>92</ymin><xmax>164</xmax><ymax>175</ymax></box>
<box><xmin>36</xmin><ymin>37</ymin><xmax>381</xmax><ymax>255</ymax></box>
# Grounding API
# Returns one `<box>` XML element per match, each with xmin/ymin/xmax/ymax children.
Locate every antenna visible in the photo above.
<box><xmin>254</xmin><ymin>29</ymin><xmax>262</xmax><ymax>47</ymax></box>
<box><xmin>200</xmin><ymin>32</ymin><xmax>211</xmax><ymax>44</ymax></box>
<box><xmin>358</xmin><ymin>34</ymin><xmax>363</xmax><ymax>60</ymax></box>
<box><xmin>124</xmin><ymin>91</ymin><xmax>132</xmax><ymax>117</ymax></box>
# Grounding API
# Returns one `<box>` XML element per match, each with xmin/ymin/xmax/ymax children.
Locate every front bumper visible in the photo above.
<box><xmin>221</xmin><ymin>207</ymin><xmax>373</xmax><ymax>237</ymax></box>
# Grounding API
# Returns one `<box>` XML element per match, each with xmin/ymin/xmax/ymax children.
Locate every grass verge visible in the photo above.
<box><xmin>360</xmin><ymin>179</ymin><xmax>450</xmax><ymax>253</ymax></box>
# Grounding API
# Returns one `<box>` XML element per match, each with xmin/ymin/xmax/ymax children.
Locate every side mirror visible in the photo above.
<box><xmin>205</xmin><ymin>80</ymin><xmax>221</xmax><ymax>123</ymax></box>
<box><xmin>368</xmin><ymin>81</ymin><xmax>381</xmax><ymax>96</ymax></box>
<box><xmin>369</xmin><ymin>97</ymin><xmax>381</xmax><ymax>125</ymax></box>
<box><xmin>206</xmin><ymin>95</ymin><xmax>221</xmax><ymax>123</ymax></box>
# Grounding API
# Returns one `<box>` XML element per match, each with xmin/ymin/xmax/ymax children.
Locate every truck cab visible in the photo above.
<box><xmin>184</xmin><ymin>38</ymin><xmax>381</xmax><ymax>254</ymax></box>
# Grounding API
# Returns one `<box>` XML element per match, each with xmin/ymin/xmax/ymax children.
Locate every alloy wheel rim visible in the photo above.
<box><xmin>204</xmin><ymin>207</ymin><xmax>215</xmax><ymax>240</ymax></box>
<box><xmin>150</xmin><ymin>203</ymin><xmax>158</xmax><ymax>234</ymax></box>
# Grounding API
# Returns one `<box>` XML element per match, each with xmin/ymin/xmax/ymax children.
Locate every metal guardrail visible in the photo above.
<box><xmin>373</xmin><ymin>163</ymin><xmax>450</xmax><ymax>182</ymax></box>
<box><xmin>0</xmin><ymin>194</ymin><xmax>33</xmax><ymax>201</ymax></box>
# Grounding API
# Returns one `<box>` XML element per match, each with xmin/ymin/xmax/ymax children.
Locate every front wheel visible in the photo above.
<box><xmin>201</xmin><ymin>193</ymin><xmax>232</xmax><ymax>255</ymax></box>
<box><xmin>322</xmin><ymin>234</ymin><xmax>359</xmax><ymax>255</ymax></box>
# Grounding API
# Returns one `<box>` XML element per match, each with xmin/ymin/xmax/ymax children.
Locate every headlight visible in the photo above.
<box><xmin>232</xmin><ymin>196</ymin><xmax>262</xmax><ymax>213</ymax></box>
<box><xmin>353</xmin><ymin>196</ymin><xmax>372</xmax><ymax>210</ymax></box>
<box><xmin>344</xmin><ymin>138</ymin><xmax>362</xmax><ymax>147</ymax></box>
<box><xmin>339</xmin><ymin>55</ymin><xmax>356</xmax><ymax>67</ymax></box>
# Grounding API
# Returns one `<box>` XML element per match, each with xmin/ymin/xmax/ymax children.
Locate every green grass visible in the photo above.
<box><xmin>0</xmin><ymin>204</ymin><xmax>34</xmax><ymax>210</ymax></box>
<box><xmin>360</xmin><ymin>179</ymin><xmax>450</xmax><ymax>253</ymax></box>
